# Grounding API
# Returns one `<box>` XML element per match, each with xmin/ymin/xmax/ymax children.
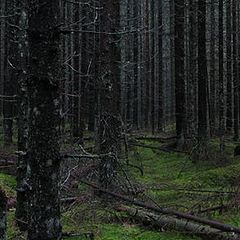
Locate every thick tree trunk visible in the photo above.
<box><xmin>27</xmin><ymin>0</ymin><xmax>62</xmax><ymax>239</ymax></box>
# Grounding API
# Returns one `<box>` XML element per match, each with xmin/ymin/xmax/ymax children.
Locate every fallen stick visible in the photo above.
<box><xmin>79</xmin><ymin>179</ymin><xmax>240</xmax><ymax>235</ymax></box>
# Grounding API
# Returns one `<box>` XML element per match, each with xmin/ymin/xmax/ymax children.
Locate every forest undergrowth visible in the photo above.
<box><xmin>1</xmin><ymin>136</ymin><xmax>240</xmax><ymax>240</ymax></box>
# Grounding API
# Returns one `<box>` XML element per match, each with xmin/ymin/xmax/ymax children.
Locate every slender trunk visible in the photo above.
<box><xmin>226</xmin><ymin>0</ymin><xmax>233</xmax><ymax>132</ymax></box>
<box><xmin>233</xmin><ymin>0</ymin><xmax>239</xmax><ymax>140</ymax></box>
<box><xmin>219</xmin><ymin>0</ymin><xmax>225</xmax><ymax>154</ymax></box>
<box><xmin>16</xmin><ymin>0</ymin><xmax>29</xmax><ymax>230</ymax></box>
<box><xmin>175</xmin><ymin>0</ymin><xmax>185</xmax><ymax>147</ymax></box>
<box><xmin>197</xmin><ymin>0</ymin><xmax>208</xmax><ymax>157</ymax></box>
<box><xmin>97</xmin><ymin>0</ymin><xmax>122</xmax><ymax>188</ymax></box>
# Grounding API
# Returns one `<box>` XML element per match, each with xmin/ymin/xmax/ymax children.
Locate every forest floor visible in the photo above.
<box><xmin>1</xmin><ymin>136</ymin><xmax>240</xmax><ymax>239</ymax></box>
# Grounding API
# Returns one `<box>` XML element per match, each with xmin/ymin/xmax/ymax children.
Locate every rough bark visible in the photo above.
<box><xmin>27</xmin><ymin>0</ymin><xmax>62</xmax><ymax>239</ymax></box>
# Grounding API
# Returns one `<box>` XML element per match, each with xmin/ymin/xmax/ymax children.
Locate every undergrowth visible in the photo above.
<box><xmin>1</xmin><ymin>137</ymin><xmax>240</xmax><ymax>239</ymax></box>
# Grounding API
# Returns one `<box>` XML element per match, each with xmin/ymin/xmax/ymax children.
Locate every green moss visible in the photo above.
<box><xmin>95</xmin><ymin>224</ymin><xmax>196</xmax><ymax>240</ymax></box>
<box><xmin>2</xmin><ymin>138</ymin><xmax>240</xmax><ymax>240</ymax></box>
<box><xmin>128</xmin><ymin>139</ymin><xmax>240</xmax><ymax>210</ymax></box>
<box><xmin>0</xmin><ymin>173</ymin><xmax>16</xmax><ymax>197</ymax></box>
<box><xmin>7</xmin><ymin>211</ymin><xmax>23</xmax><ymax>240</ymax></box>
<box><xmin>62</xmin><ymin>223</ymin><xmax>199</xmax><ymax>240</ymax></box>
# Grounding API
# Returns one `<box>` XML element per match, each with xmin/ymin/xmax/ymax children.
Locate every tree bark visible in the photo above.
<box><xmin>97</xmin><ymin>0</ymin><xmax>122</xmax><ymax>188</ymax></box>
<box><xmin>27</xmin><ymin>0</ymin><xmax>62</xmax><ymax>239</ymax></box>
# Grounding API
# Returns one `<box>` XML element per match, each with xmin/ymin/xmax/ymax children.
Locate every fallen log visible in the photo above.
<box><xmin>79</xmin><ymin>179</ymin><xmax>240</xmax><ymax>236</ymax></box>
<box><xmin>116</xmin><ymin>205</ymin><xmax>237</xmax><ymax>240</ymax></box>
<box><xmin>0</xmin><ymin>189</ymin><xmax>7</xmax><ymax>240</ymax></box>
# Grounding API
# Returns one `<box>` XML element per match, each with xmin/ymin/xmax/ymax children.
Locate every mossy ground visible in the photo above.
<box><xmin>1</xmin><ymin>137</ymin><xmax>240</xmax><ymax>239</ymax></box>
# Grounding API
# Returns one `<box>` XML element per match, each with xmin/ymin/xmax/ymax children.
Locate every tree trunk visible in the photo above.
<box><xmin>233</xmin><ymin>0</ymin><xmax>239</xmax><ymax>141</ymax></box>
<box><xmin>16</xmin><ymin>0</ymin><xmax>29</xmax><ymax>230</ymax></box>
<box><xmin>27</xmin><ymin>0</ymin><xmax>62</xmax><ymax>239</ymax></box>
<box><xmin>97</xmin><ymin>0</ymin><xmax>122</xmax><ymax>188</ymax></box>
<box><xmin>197</xmin><ymin>0</ymin><xmax>209</xmax><ymax>157</ymax></box>
<box><xmin>218</xmin><ymin>0</ymin><xmax>225</xmax><ymax>155</ymax></box>
<box><xmin>226</xmin><ymin>0</ymin><xmax>233</xmax><ymax>133</ymax></box>
<box><xmin>0</xmin><ymin>190</ymin><xmax>7</xmax><ymax>240</ymax></box>
<box><xmin>175</xmin><ymin>0</ymin><xmax>186</xmax><ymax>148</ymax></box>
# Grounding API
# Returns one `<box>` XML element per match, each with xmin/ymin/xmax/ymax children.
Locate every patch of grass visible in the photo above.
<box><xmin>0</xmin><ymin>173</ymin><xmax>16</xmax><ymax>197</ymax></box>
<box><xmin>95</xmin><ymin>224</ymin><xmax>198</xmax><ymax>240</ymax></box>
<box><xmin>129</xmin><ymin>140</ymin><xmax>240</xmax><ymax>210</ymax></box>
<box><xmin>7</xmin><ymin>211</ymin><xmax>23</xmax><ymax>240</ymax></box>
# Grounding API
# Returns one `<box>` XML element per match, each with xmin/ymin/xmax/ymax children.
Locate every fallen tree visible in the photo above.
<box><xmin>116</xmin><ymin>205</ymin><xmax>237</xmax><ymax>240</ymax></box>
<box><xmin>79</xmin><ymin>179</ymin><xmax>240</xmax><ymax>239</ymax></box>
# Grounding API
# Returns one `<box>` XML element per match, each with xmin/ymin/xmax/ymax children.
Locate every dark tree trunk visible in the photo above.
<box><xmin>233</xmin><ymin>0</ymin><xmax>239</xmax><ymax>141</ymax></box>
<box><xmin>226</xmin><ymin>0</ymin><xmax>233</xmax><ymax>133</ymax></box>
<box><xmin>97</xmin><ymin>0</ymin><xmax>122</xmax><ymax>188</ymax></box>
<box><xmin>3</xmin><ymin>1</ymin><xmax>17</xmax><ymax>146</ymax></box>
<box><xmin>197</xmin><ymin>0</ymin><xmax>208</xmax><ymax>153</ymax></box>
<box><xmin>27</xmin><ymin>0</ymin><xmax>62</xmax><ymax>239</ymax></box>
<box><xmin>72</xmin><ymin>1</ymin><xmax>83</xmax><ymax>144</ymax></box>
<box><xmin>218</xmin><ymin>0</ymin><xmax>225</xmax><ymax>153</ymax></box>
<box><xmin>0</xmin><ymin>190</ymin><xmax>7</xmax><ymax>240</ymax></box>
<box><xmin>175</xmin><ymin>0</ymin><xmax>186</xmax><ymax>148</ymax></box>
<box><xmin>16</xmin><ymin>0</ymin><xmax>29</xmax><ymax>230</ymax></box>
<box><xmin>209</xmin><ymin>0</ymin><xmax>216</xmax><ymax>136</ymax></box>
